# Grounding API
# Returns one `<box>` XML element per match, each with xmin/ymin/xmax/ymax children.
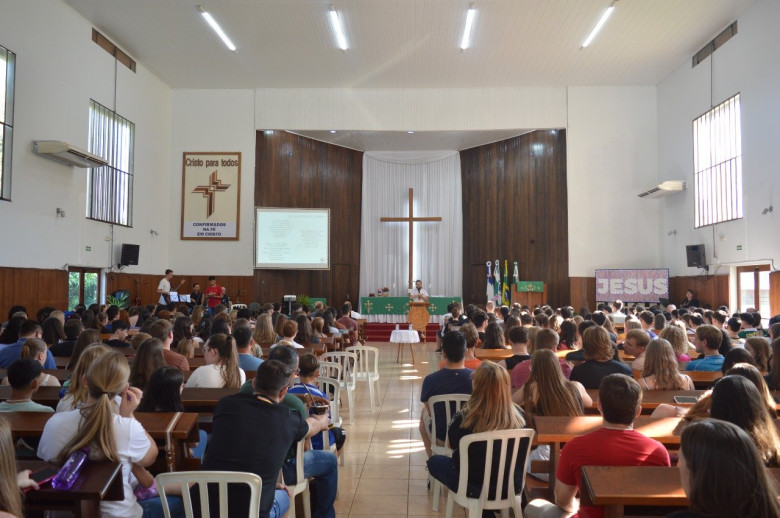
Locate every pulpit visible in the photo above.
<box><xmin>408</xmin><ymin>302</ymin><xmax>430</xmax><ymax>342</ymax></box>
<box><xmin>511</xmin><ymin>281</ymin><xmax>546</xmax><ymax>307</ymax></box>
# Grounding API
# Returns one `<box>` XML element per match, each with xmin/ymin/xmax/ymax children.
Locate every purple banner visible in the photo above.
<box><xmin>595</xmin><ymin>269</ymin><xmax>669</xmax><ymax>303</ymax></box>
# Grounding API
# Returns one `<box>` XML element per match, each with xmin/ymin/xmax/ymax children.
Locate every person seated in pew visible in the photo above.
<box><xmin>622</xmin><ymin>329</ymin><xmax>650</xmax><ymax>371</ymax></box>
<box><xmin>0</xmin><ymin>321</ymin><xmax>56</xmax><ymax>370</ymax></box>
<box><xmin>525</xmin><ymin>374</ymin><xmax>671</xmax><ymax>518</ymax></box>
<box><xmin>0</xmin><ymin>417</ymin><xmax>40</xmax><ymax>518</ymax></box>
<box><xmin>563</xmin><ymin>320</ymin><xmax>598</xmax><ymax>363</ymax></box>
<box><xmin>287</xmin><ymin>354</ymin><xmax>346</xmax><ymax>455</ymax></box>
<box><xmin>7</xmin><ymin>339</ymin><xmax>60</xmax><ymax>387</ymax></box>
<box><xmin>513</xmin><ymin>350</ymin><xmax>591</xmax><ymax>481</ymax></box>
<box><xmin>234</xmin><ymin>323</ymin><xmax>263</xmax><ymax>372</ymax></box>
<box><xmin>640</xmin><ymin>339</ymin><xmax>695</xmax><ymax>390</ymax></box>
<box><xmin>481</xmin><ymin>322</ymin><xmax>507</xmax><ymax>350</ymax></box>
<box><xmin>658</xmin><ymin>324</ymin><xmax>692</xmax><ymax>363</ymax></box>
<box><xmin>441</xmin><ymin>323</ymin><xmax>482</xmax><ymax>370</ymax></box>
<box><xmin>41</xmin><ymin>316</ymin><xmax>66</xmax><ymax>351</ymax></box>
<box><xmin>38</xmin><ymin>350</ymin><xmax>181</xmax><ymax>518</ymax></box>
<box><xmin>557</xmin><ymin>320</ymin><xmax>579</xmax><ymax>351</ymax></box>
<box><xmin>149</xmin><ymin>319</ymin><xmax>190</xmax><ymax>372</ymax></box>
<box><xmin>50</xmin><ymin>318</ymin><xmax>83</xmax><ymax>357</ymax></box>
<box><xmin>685</xmin><ymin>325</ymin><xmax>725</xmax><ymax>372</ymax></box>
<box><xmin>569</xmin><ymin>327</ymin><xmax>631</xmax><ymax>390</ymax></box>
<box><xmin>498</xmin><ymin>326</ymin><xmax>531</xmax><ymax>373</ymax></box>
<box><xmin>669</xmin><ymin>419</ymin><xmax>780</xmax><ymax>518</ymax></box>
<box><xmin>721</xmin><ymin>347</ymin><xmax>757</xmax><ymax>375</ymax></box>
<box><xmin>295</xmin><ymin>314</ymin><xmax>317</xmax><ymax>345</ymax></box>
<box><xmin>137</xmin><ymin>366</ymin><xmax>208</xmax><ymax>460</ymax></box>
<box><xmin>272</xmin><ymin>320</ymin><xmax>304</xmax><ymax>349</ymax></box>
<box><xmin>512</xmin><ymin>329</ymin><xmax>572</xmax><ymax>391</ymax></box>
<box><xmin>420</xmin><ymin>331</ymin><xmax>474</xmax><ymax>458</ymax></box>
<box><xmin>766</xmin><ymin>338</ymin><xmax>780</xmax><ymax>390</ymax></box>
<box><xmin>745</xmin><ymin>336</ymin><xmax>771</xmax><ymax>373</ymax></box>
<box><xmin>64</xmin><ymin>328</ymin><xmax>102</xmax><ymax>370</ymax></box>
<box><xmin>185</xmin><ymin>333</ymin><xmax>245</xmax><ymax>389</ymax></box>
<box><xmin>129</xmin><ymin>339</ymin><xmax>166</xmax><ymax>392</ymax></box>
<box><xmin>57</xmin><ymin>344</ymin><xmax>112</xmax><ymax>412</ymax></box>
<box><xmin>0</xmin><ymin>359</ymin><xmax>55</xmax><ymax>412</ymax></box>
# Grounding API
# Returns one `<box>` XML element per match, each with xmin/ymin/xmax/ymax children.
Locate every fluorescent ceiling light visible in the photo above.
<box><xmin>460</xmin><ymin>5</ymin><xmax>477</xmax><ymax>50</ymax></box>
<box><xmin>198</xmin><ymin>6</ymin><xmax>237</xmax><ymax>51</ymax></box>
<box><xmin>581</xmin><ymin>3</ymin><xmax>615</xmax><ymax>48</ymax></box>
<box><xmin>329</xmin><ymin>130</ymin><xmax>337</xmax><ymax>134</ymax></box>
<box><xmin>407</xmin><ymin>131</ymin><xmax>415</xmax><ymax>134</ymax></box>
<box><xmin>329</xmin><ymin>6</ymin><xmax>349</xmax><ymax>51</ymax></box>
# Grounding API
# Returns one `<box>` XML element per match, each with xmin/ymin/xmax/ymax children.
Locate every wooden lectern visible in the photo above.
<box><xmin>511</xmin><ymin>282</ymin><xmax>546</xmax><ymax>307</ymax></box>
<box><xmin>408</xmin><ymin>302</ymin><xmax>430</xmax><ymax>342</ymax></box>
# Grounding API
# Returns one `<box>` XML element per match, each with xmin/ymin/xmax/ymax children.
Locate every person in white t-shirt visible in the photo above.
<box><xmin>185</xmin><ymin>333</ymin><xmax>246</xmax><ymax>388</ymax></box>
<box><xmin>409</xmin><ymin>279</ymin><xmax>429</xmax><ymax>302</ymax></box>
<box><xmin>157</xmin><ymin>269</ymin><xmax>174</xmax><ymax>306</ymax></box>
<box><xmin>38</xmin><ymin>350</ymin><xmax>159</xmax><ymax>518</ymax></box>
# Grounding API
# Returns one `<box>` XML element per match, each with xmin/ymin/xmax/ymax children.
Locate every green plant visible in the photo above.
<box><xmin>106</xmin><ymin>291</ymin><xmax>130</xmax><ymax>309</ymax></box>
<box><xmin>296</xmin><ymin>294</ymin><xmax>311</xmax><ymax>308</ymax></box>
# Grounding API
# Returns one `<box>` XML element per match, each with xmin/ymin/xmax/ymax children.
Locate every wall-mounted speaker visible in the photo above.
<box><xmin>686</xmin><ymin>244</ymin><xmax>706</xmax><ymax>269</ymax></box>
<box><xmin>120</xmin><ymin>244</ymin><xmax>140</xmax><ymax>266</ymax></box>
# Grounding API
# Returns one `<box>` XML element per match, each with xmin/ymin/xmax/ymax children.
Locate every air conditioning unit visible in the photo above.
<box><xmin>32</xmin><ymin>140</ymin><xmax>108</xmax><ymax>168</ymax></box>
<box><xmin>638</xmin><ymin>180</ymin><xmax>686</xmax><ymax>199</ymax></box>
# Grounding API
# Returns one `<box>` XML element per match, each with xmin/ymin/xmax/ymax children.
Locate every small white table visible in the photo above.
<box><xmin>390</xmin><ymin>329</ymin><xmax>420</xmax><ymax>364</ymax></box>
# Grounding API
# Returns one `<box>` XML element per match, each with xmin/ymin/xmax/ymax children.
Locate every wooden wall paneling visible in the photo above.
<box><xmin>768</xmin><ymin>271</ymin><xmax>780</xmax><ymax>317</ymax></box>
<box><xmin>569</xmin><ymin>277</ymin><xmax>596</xmax><ymax>313</ymax></box>
<box><xmin>254</xmin><ymin>131</ymin><xmax>363</xmax><ymax>306</ymax></box>
<box><xmin>461</xmin><ymin>130</ymin><xmax>569</xmax><ymax>307</ymax></box>
<box><xmin>669</xmin><ymin>275</ymin><xmax>729</xmax><ymax>309</ymax></box>
<box><xmin>107</xmin><ymin>273</ymin><xmax>255</xmax><ymax>307</ymax></box>
<box><xmin>0</xmin><ymin>267</ymin><xmax>68</xmax><ymax>321</ymax></box>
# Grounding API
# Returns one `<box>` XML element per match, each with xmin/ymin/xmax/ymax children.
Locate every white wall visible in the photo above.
<box><xmin>0</xmin><ymin>0</ymin><xmax>171</xmax><ymax>274</ymax></box>
<box><xmin>567</xmin><ymin>86</ymin><xmax>660</xmax><ymax>277</ymax></box>
<box><xmin>658</xmin><ymin>0</ymin><xmax>780</xmax><ymax>276</ymax></box>
<box><xmin>169</xmin><ymin>90</ymin><xmax>256</xmax><ymax>275</ymax></box>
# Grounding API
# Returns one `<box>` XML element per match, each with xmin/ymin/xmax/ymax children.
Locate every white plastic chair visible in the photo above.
<box><xmin>317</xmin><ymin>375</ymin><xmax>345</xmax><ymax>466</ymax></box>
<box><xmin>156</xmin><ymin>470</ymin><xmax>262</xmax><ymax>518</ymax></box>
<box><xmin>428</xmin><ymin>393</ymin><xmax>471</xmax><ymax>511</ymax></box>
<box><xmin>284</xmin><ymin>438</ymin><xmax>311</xmax><ymax>518</ymax></box>
<box><xmin>321</xmin><ymin>351</ymin><xmax>357</xmax><ymax>423</ymax></box>
<box><xmin>444</xmin><ymin>428</ymin><xmax>535</xmax><ymax>518</ymax></box>
<box><xmin>345</xmin><ymin>345</ymin><xmax>380</xmax><ymax>411</ymax></box>
<box><xmin>319</xmin><ymin>360</ymin><xmax>343</xmax><ymax>382</ymax></box>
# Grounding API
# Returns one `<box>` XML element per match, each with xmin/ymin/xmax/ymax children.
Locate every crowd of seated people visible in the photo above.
<box><xmin>1</xmin><ymin>295</ymin><xmax>779</xmax><ymax>518</ymax></box>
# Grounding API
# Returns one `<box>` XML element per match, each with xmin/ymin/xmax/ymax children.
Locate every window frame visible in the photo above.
<box><xmin>87</xmin><ymin>99</ymin><xmax>135</xmax><ymax>226</ymax></box>
<box><xmin>692</xmin><ymin>93</ymin><xmax>743</xmax><ymax>228</ymax></box>
<box><xmin>0</xmin><ymin>44</ymin><xmax>16</xmax><ymax>201</ymax></box>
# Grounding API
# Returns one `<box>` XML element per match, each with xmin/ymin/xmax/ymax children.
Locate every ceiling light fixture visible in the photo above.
<box><xmin>198</xmin><ymin>6</ymin><xmax>237</xmax><ymax>51</ymax></box>
<box><xmin>460</xmin><ymin>4</ymin><xmax>477</xmax><ymax>51</ymax></box>
<box><xmin>581</xmin><ymin>1</ymin><xmax>616</xmax><ymax>49</ymax></box>
<box><xmin>329</xmin><ymin>130</ymin><xmax>337</xmax><ymax>134</ymax></box>
<box><xmin>407</xmin><ymin>131</ymin><xmax>415</xmax><ymax>134</ymax></box>
<box><xmin>329</xmin><ymin>5</ymin><xmax>349</xmax><ymax>51</ymax></box>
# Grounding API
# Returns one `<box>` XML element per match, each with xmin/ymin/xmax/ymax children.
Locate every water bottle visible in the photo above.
<box><xmin>409</xmin><ymin>324</ymin><xmax>413</xmax><ymax>331</ymax></box>
<box><xmin>52</xmin><ymin>448</ymin><xmax>88</xmax><ymax>490</ymax></box>
<box><xmin>395</xmin><ymin>324</ymin><xmax>399</xmax><ymax>331</ymax></box>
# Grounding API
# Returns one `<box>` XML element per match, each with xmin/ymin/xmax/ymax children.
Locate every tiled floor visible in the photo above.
<box><xmin>334</xmin><ymin>341</ymin><xmax>467</xmax><ymax>517</ymax></box>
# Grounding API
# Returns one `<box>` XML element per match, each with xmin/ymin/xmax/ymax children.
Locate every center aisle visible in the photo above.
<box><xmin>335</xmin><ymin>340</ymin><xmax>467</xmax><ymax>517</ymax></box>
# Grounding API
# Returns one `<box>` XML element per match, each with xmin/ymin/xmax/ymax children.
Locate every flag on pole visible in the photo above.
<box><xmin>486</xmin><ymin>261</ymin><xmax>493</xmax><ymax>303</ymax></box>
<box><xmin>502</xmin><ymin>260</ymin><xmax>510</xmax><ymax>305</ymax></box>
<box><xmin>513</xmin><ymin>261</ymin><xmax>519</xmax><ymax>285</ymax></box>
<box><xmin>493</xmin><ymin>259</ymin><xmax>501</xmax><ymax>303</ymax></box>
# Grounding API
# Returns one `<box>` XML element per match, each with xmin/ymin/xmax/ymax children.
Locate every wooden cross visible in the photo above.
<box><xmin>192</xmin><ymin>171</ymin><xmax>231</xmax><ymax>218</ymax></box>
<box><xmin>380</xmin><ymin>188</ymin><xmax>442</xmax><ymax>289</ymax></box>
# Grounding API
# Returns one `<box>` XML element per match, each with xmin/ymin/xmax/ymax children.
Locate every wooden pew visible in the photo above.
<box><xmin>19</xmin><ymin>459</ymin><xmax>123</xmax><ymax>518</ymax></box>
<box><xmin>583</xmin><ymin>389</ymin><xmax>705</xmax><ymax>414</ymax></box>
<box><xmin>0</xmin><ymin>368</ymin><xmax>70</xmax><ymax>383</ymax></box>
<box><xmin>580</xmin><ymin>465</ymin><xmax>780</xmax><ymax>518</ymax></box>
<box><xmin>685</xmin><ymin>370</ymin><xmax>723</xmax><ymax>389</ymax></box>
<box><xmin>475</xmin><ymin>348</ymin><xmax>514</xmax><ymax>361</ymax></box>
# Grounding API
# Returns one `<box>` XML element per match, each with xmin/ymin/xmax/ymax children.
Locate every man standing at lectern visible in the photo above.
<box><xmin>409</xmin><ymin>279</ymin><xmax>429</xmax><ymax>302</ymax></box>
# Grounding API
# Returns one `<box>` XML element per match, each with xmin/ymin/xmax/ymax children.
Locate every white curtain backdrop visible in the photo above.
<box><xmin>359</xmin><ymin>151</ymin><xmax>463</xmax><ymax>307</ymax></box>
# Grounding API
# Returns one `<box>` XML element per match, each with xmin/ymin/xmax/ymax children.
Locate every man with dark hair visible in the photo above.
<box><xmin>637</xmin><ymin>310</ymin><xmax>658</xmax><ymax>339</ymax></box>
<box><xmin>471</xmin><ymin>310</ymin><xmax>489</xmax><ymax>340</ymax></box>
<box><xmin>686</xmin><ymin>324</ymin><xmax>725</xmax><ymax>371</ymax></box>
<box><xmin>499</xmin><ymin>325</ymin><xmax>531</xmax><ymax>373</ymax></box>
<box><xmin>0</xmin><ymin>321</ymin><xmax>56</xmax><ymax>369</ymax></box>
<box><xmin>198</xmin><ymin>359</ymin><xmax>330</xmax><ymax>518</ymax></box>
<box><xmin>526</xmin><ymin>374</ymin><xmax>670</xmax><ymax>518</ymax></box>
<box><xmin>157</xmin><ymin>268</ymin><xmax>174</xmax><ymax>306</ymax></box>
<box><xmin>50</xmin><ymin>319</ymin><xmax>83</xmax><ymax>357</ymax></box>
<box><xmin>0</xmin><ymin>358</ymin><xmax>54</xmax><ymax>412</ymax></box>
<box><xmin>234</xmin><ymin>324</ymin><xmax>262</xmax><ymax>372</ymax></box>
<box><xmin>105</xmin><ymin>320</ymin><xmax>131</xmax><ymax>349</ymax></box>
<box><xmin>204</xmin><ymin>276</ymin><xmax>225</xmax><ymax>315</ymax></box>
<box><xmin>336</xmin><ymin>303</ymin><xmax>359</xmax><ymax>343</ymax></box>
<box><xmin>238</xmin><ymin>345</ymin><xmax>338</xmax><ymax>518</ymax></box>
<box><xmin>419</xmin><ymin>331</ymin><xmax>473</xmax><ymax>457</ymax></box>
<box><xmin>560</xmin><ymin>306</ymin><xmax>575</xmax><ymax>320</ymax></box>
<box><xmin>149</xmin><ymin>319</ymin><xmax>189</xmax><ymax>372</ymax></box>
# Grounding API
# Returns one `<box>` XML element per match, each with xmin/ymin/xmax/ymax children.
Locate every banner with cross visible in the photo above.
<box><xmin>181</xmin><ymin>152</ymin><xmax>241</xmax><ymax>240</ymax></box>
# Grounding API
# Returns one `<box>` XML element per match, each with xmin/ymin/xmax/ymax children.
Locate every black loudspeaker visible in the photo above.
<box><xmin>686</xmin><ymin>244</ymin><xmax>706</xmax><ymax>268</ymax></box>
<box><xmin>120</xmin><ymin>244</ymin><xmax>140</xmax><ymax>266</ymax></box>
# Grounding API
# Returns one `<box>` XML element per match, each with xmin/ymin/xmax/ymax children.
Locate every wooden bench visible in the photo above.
<box><xmin>580</xmin><ymin>465</ymin><xmax>780</xmax><ymax>518</ymax></box>
<box><xmin>0</xmin><ymin>368</ymin><xmax>70</xmax><ymax>383</ymax></box>
<box><xmin>19</xmin><ymin>459</ymin><xmax>123</xmax><ymax>518</ymax></box>
<box><xmin>475</xmin><ymin>348</ymin><xmax>514</xmax><ymax>361</ymax></box>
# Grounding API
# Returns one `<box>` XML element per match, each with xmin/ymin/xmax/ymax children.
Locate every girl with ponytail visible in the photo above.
<box><xmin>185</xmin><ymin>333</ymin><xmax>245</xmax><ymax>389</ymax></box>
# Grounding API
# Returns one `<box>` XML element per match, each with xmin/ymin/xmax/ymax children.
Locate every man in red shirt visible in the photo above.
<box><xmin>525</xmin><ymin>374</ymin><xmax>670</xmax><ymax>518</ymax></box>
<box><xmin>204</xmin><ymin>276</ymin><xmax>225</xmax><ymax>315</ymax></box>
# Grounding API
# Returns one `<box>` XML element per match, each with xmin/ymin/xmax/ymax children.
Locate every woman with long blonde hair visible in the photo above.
<box><xmin>185</xmin><ymin>333</ymin><xmax>245</xmax><ymax>389</ymax></box>
<box><xmin>57</xmin><ymin>343</ymin><xmax>111</xmax><ymax>412</ymax></box>
<box><xmin>0</xmin><ymin>417</ymin><xmax>39</xmax><ymax>518</ymax></box>
<box><xmin>641</xmin><ymin>339</ymin><xmax>695</xmax><ymax>390</ymax></box>
<box><xmin>659</xmin><ymin>322</ymin><xmax>692</xmax><ymax>362</ymax></box>
<box><xmin>38</xmin><ymin>350</ymin><xmax>159</xmax><ymax>518</ymax></box>
<box><xmin>427</xmin><ymin>362</ymin><xmax>526</xmax><ymax>499</ymax></box>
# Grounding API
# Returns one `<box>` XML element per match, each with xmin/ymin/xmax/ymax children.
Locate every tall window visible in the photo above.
<box><xmin>0</xmin><ymin>45</ymin><xmax>15</xmax><ymax>201</ymax></box>
<box><xmin>693</xmin><ymin>93</ymin><xmax>742</xmax><ymax>228</ymax></box>
<box><xmin>88</xmin><ymin>100</ymin><xmax>134</xmax><ymax>225</ymax></box>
